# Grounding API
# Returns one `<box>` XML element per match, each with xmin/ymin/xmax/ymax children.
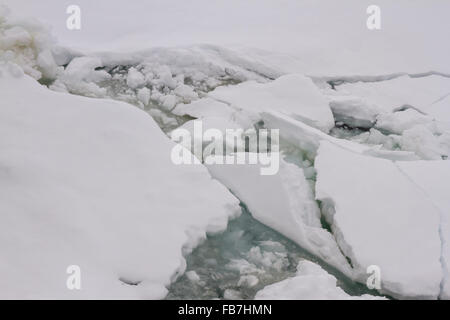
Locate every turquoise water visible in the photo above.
<box><xmin>166</xmin><ymin>204</ymin><xmax>374</xmax><ymax>300</ymax></box>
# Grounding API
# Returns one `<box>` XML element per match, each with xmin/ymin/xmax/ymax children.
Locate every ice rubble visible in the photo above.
<box><xmin>0</xmin><ymin>64</ymin><xmax>240</xmax><ymax>299</ymax></box>
<box><xmin>262</xmin><ymin>110</ymin><xmax>420</xmax><ymax>162</ymax></box>
<box><xmin>210</xmin><ymin>74</ymin><xmax>335</xmax><ymax>132</ymax></box>
<box><xmin>206</xmin><ymin>156</ymin><xmax>354</xmax><ymax>278</ymax></box>
<box><xmin>315</xmin><ymin>141</ymin><xmax>443</xmax><ymax>299</ymax></box>
<box><xmin>0</xmin><ymin>5</ymin><xmax>60</xmax><ymax>80</ymax></box>
<box><xmin>173</xmin><ymin>98</ymin><xmax>235</xmax><ymax>121</ymax></box>
<box><xmin>255</xmin><ymin>261</ymin><xmax>384</xmax><ymax>300</ymax></box>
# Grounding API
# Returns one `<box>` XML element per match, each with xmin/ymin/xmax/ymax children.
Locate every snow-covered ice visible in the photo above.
<box><xmin>210</xmin><ymin>74</ymin><xmax>335</xmax><ymax>132</ymax></box>
<box><xmin>1</xmin><ymin>0</ymin><xmax>450</xmax><ymax>300</ymax></box>
<box><xmin>0</xmin><ymin>65</ymin><xmax>240</xmax><ymax>299</ymax></box>
<box><xmin>315</xmin><ymin>141</ymin><xmax>443</xmax><ymax>299</ymax></box>
<box><xmin>396</xmin><ymin>161</ymin><xmax>450</xmax><ymax>299</ymax></box>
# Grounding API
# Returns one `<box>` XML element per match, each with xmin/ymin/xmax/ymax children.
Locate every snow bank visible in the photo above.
<box><xmin>0</xmin><ymin>64</ymin><xmax>240</xmax><ymax>299</ymax></box>
<box><xmin>210</xmin><ymin>74</ymin><xmax>334</xmax><ymax>132</ymax></box>
<box><xmin>206</xmin><ymin>156</ymin><xmax>354</xmax><ymax>278</ymax></box>
<box><xmin>315</xmin><ymin>141</ymin><xmax>442</xmax><ymax>299</ymax></box>
<box><xmin>255</xmin><ymin>260</ymin><xmax>384</xmax><ymax>300</ymax></box>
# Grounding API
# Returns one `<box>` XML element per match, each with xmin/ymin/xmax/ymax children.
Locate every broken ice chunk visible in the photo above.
<box><xmin>210</xmin><ymin>74</ymin><xmax>335</xmax><ymax>132</ymax></box>
<box><xmin>329</xmin><ymin>97</ymin><xmax>381</xmax><ymax>129</ymax></box>
<box><xmin>315</xmin><ymin>141</ymin><xmax>442</xmax><ymax>299</ymax></box>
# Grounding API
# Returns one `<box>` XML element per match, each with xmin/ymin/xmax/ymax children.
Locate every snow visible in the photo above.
<box><xmin>0</xmin><ymin>8</ymin><xmax>58</xmax><ymax>80</ymax></box>
<box><xmin>126</xmin><ymin>67</ymin><xmax>145</xmax><ymax>89</ymax></box>
<box><xmin>255</xmin><ymin>261</ymin><xmax>384</xmax><ymax>300</ymax></box>
<box><xmin>315</xmin><ymin>141</ymin><xmax>443</xmax><ymax>299</ymax></box>
<box><xmin>396</xmin><ymin>160</ymin><xmax>450</xmax><ymax>299</ymax></box>
<box><xmin>2</xmin><ymin>0</ymin><xmax>450</xmax><ymax>300</ymax></box>
<box><xmin>206</xmin><ymin>156</ymin><xmax>354</xmax><ymax>278</ymax></box>
<box><xmin>0</xmin><ymin>64</ymin><xmax>240</xmax><ymax>299</ymax></box>
<box><xmin>210</xmin><ymin>74</ymin><xmax>335</xmax><ymax>132</ymax></box>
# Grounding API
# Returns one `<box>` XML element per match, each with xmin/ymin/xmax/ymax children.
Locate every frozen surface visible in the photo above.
<box><xmin>396</xmin><ymin>161</ymin><xmax>450</xmax><ymax>299</ymax></box>
<box><xmin>255</xmin><ymin>261</ymin><xmax>385</xmax><ymax>300</ymax></box>
<box><xmin>210</xmin><ymin>74</ymin><xmax>335</xmax><ymax>132</ymax></box>
<box><xmin>0</xmin><ymin>65</ymin><xmax>240</xmax><ymax>299</ymax></box>
<box><xmin>315</xmin><ymin>141</ymin><xmax>442</xmax><ymax>299</ymax></box>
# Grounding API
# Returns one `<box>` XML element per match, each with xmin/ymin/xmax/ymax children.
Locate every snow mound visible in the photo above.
<box><xmin>315</xmin><ymin>141</ymin><xmax>443</xmax><ymax>299</ymax></box>
<box><xmin>0</xmin><ymin>65</ymin><xmax>240</xmax><ymax>299</ymax></box>
<box><xmin>255</xmin><ymin>260</ymin><xmax>385</xmax><ymax>300</ymax></box>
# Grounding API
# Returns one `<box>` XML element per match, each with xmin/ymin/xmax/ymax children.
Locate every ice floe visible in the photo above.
<box><xmin>0</xmin><ymin>64</ymin><xmax>240</xmax><ymax>299</ymax></box>
<box><xmin>315</xmin><ymin>141</ymin><xmax>443</xmax><ymax>299</ymax></box>
<box><xmin>210</xmin><ymin>74</ymin><xmax>335</xmax><ymax>132</ymax></box>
